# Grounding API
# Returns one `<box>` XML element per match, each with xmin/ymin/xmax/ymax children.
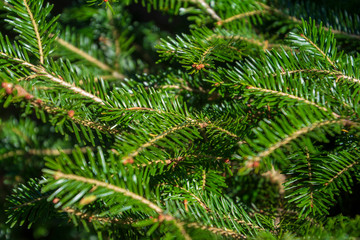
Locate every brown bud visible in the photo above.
<box><xmin>253</xmin><ymin>161</ymin><xmax>260</xmax><ymax>168</ymax></box>
<box><xmin>25</xmin><ymin>94</ymin><xmax>34</xmax><ymax>100</ymax></box>
<box><xmin>196</xmin><ymin>64</ymin><xmax>205</xmax><ymax>70</ymax></box>
<box><xmin>123</xmin><ymin>158</ymin><xmax>134</xmax><ymax>164</ymax></box>
<box><xmin>5</xmin><ymin>87</ymin><xmax>13</xmax><ymax>95</ymax></box>
<box><xmin>2</xmin><ymin>82</ymin><xmax>12</xmax><ymax>89</ymax></box>
<box><xmin>68</xmin><ymin>110</ymin><xmax>75</xmax><ymax>118</ymax></box>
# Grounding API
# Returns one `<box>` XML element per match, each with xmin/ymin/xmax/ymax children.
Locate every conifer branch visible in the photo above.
<box><xmin>175</xmin><ymin>185</ymin><xmax>210</xmax><ymax>211</ymax></box>
<box><xmin>299</xmin><ymin>34</ymin><xmax>336</xmax><ymax>68</ymax></box>
<box><xmin>0</xmin><ymin>147</ymin><xmax>89</xmax><ymax>161</ymax></box>
<box><xmin>0</xmin><ymin>52</ymin><xmax>106</xmax><ymax>105</ymax></box>
<box><xmin>55</xmin><ymin>37</ymin><xmax>111</xmax><ymax>71</ymax></box>
<box><xmin>23</xmin><ymin>0</ymin><xmax>44</xmax><ymax>64</ymax></box>
<box><xmin>207</xmin><ymin>123</ymin><xmax>239</xmax><ymax>138</ymax></box>
<box><xmin>257</xmin><ymin>2</ymin><xmax>360</xmax><ymax>40</ymax></box>
<box><xmin>190</xmin><ymin>0</ymin><xmax>221</xmax><ymax>21</ymax></box>
<box><xmin>121</xmin><ymin>121</ymin><xmax>202</xmax><ymax>162</ymax></box>
<box><xmin>217</xmin><ymin>10</ymin><xmax>266</xmax><ymax>26</ymax></box>
<box><xmin>246</xmin><ymin>85</ymin><xmax>340</xmax><ymax>118</ymax></box>
<box><xmin>62</xmin><ymin>207</ymin><xmax>134</xmax><ymax>224</ymax></box>
<box><xmin>12</xmin><ymin>196</ymin><xmax>48</xmax><ymax>209</ymax></box>
<box><xmin>53</xmin><ymin>171</ymin><xmax>164</xmax><ymax>214</ymax></box>
<box><xmin>276</xmin><ymin>68</ymin><xmax>360</xmax><ymax>85</ymax></box>
<box><xmin>306</xmin><ymin>151</ymin><xmax>314</xmax><ymax>208</ymax></box>
<box><xmin>1</xmin><ymin>82</ymin><xmax>117</xmax><ymax>134</ymax></box>
<box><xmin>185</xmin><ymin>222</ymin><xmax>246</xmax><ymax>239</ymax></box>
<box><xmin>248</xmin><ymin>119</ymin><xmax>357</xmax><ymax>164</ymax></box>
<box><xmin>324</xmin><ymin>161</ymin><xmax>359</xmax><ymax>186</ymax></box>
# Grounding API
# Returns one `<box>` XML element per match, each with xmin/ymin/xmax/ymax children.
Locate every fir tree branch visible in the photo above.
<box><xmin>185</xmin><ymin>222</ymin><xmax>246</xmax><ymax>239</ymax></box>
<box><xmin>1</xmin><ymin>82</ymin><xmax>119</xmax><ymax>135</ymax></box>
<box><xmin>276</xmin><ymin>68</ymin><xmax>360</xmax><ymax>85</ymax></box>
<box><xmin>190</xmin><ymin>0</ymin><xmax>221</xmax><ymax>21</ymax></box>
<box><xmin>23</xmin><ymin>0</ymin><xmax>43</xmax><ymax>64</ymax></box>
<box><xmin>52</xmin><ymin>172</ymin><xmax>192</xmax><ymax>239</ymax></box>
<box><xmin>0</xmin><ymin>52</ymin><xmax>106</xmax><ymax>105</ymax></box>
<box><xmin>175</xmin><ymin>185</ymin><xmax>210</xmax><ymax>211</ymax></box>
<box><xmin>217</xmin><ymin>10</ymin><xmax>266</xmax><ymax>26</ymax></box>
<box><xmin>0</xmin><ymin>147</ymin><xmax>89</xmax><ymax>161</ymax></box>
<box><xmin>306</xmin><ymin>151</ymin><xmax>314</xmax><ymax>208</ymax></box>
<box><xmin>53</xmin><ymin>171</ymin><xmax>164</xmax><ymax>214</ymax></box>
<box><xmin>12</xmin><ymin>196</ymin><xmax>48</xmax><ymax>210</ymax></box>
<box><xmin>207</xmin><ymin>123</ymin><xmax>239</xmax><ymax>138</ymax></box>
<box><xmin>324</xmin><ymin>161</ymin><xmax>359</xmax><ymax>186</ymax></box>
<box><xmin>246</xmin><ymin>85</ymin><xmax>340</xmax><ymax>118</ymax></box>
<box><xmin>121</xmin><ymin>120</ymin><xmax>202</xmax><ymax>162</ymax></box>
<box><xmin>248</xmin><ymin>119</ymin><xmax>357</xmax><ymax>164</ymax></box>
<box><xmin>107</xmin><ymin>8</ymin><xmax>121</xmax><ymax>71</ymax></box>
<box><xmin>55</xmin><ymin>37</ymin><xmax>125</xmax><ymax>80</ymax></box>
<box><xmin>299</xmin><ymin>34</ymin><xmax>336</xmax><ymax>68</ymax></box>
<box><xmin>62</xmin><ymin>207</ymin><xmax>134</xmax><ymax>224</ymax></box>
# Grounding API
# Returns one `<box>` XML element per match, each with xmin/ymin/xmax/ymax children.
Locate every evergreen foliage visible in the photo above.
<box><xmin>0</xmin><ymin>0</ymin><xmax>360</xmax><ymax>239</ymax></box>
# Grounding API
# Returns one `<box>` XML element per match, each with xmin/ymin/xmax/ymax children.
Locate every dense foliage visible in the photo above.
<box><xmin>1</xmin><ymin>0</ymin><xmax>360</xmax><ymax>239</ymax></box>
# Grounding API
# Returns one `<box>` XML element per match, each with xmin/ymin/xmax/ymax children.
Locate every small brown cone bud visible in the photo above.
<box><xmin>25</xmin><ymin>94</ymin><xmax>34</xmax><ymax>100</ymax></box>
<box><xmin>68</xmin><ymin>110</ymin><xmax>75</xmax><ymax>118</ymax></box>
<box><xmin>123</xmin><ymin>158</ymin><xmax>134</xmax><ymax>164</ymax></box>
<box><xmin>5</xmin><ymin>87</ymin><xmax>13</xmax><ymax>95</ymax></box>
